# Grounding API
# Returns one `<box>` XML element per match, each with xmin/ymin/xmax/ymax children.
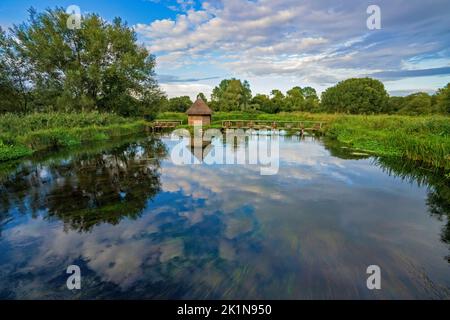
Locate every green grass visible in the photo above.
<box><xmin>0</xmin><ymin>141</ymin><xmax>33</xmax><ymax>162</ymax></box>
<box><xmin>3</xmin><ymin>111</ymin><xmax>449</xmax><ymax>171</ymax></box>
<box><xmin>157</xmin><ymin>111</ymin><xmax>338</xmax><ymax>124</ymax></box>
<box><xmin>0</xmin><ymin>112</ymin><xmax>147</xmax><ymax>162</ymax></box>
<box><xmin>325</xmin><ymin>115</ymin><xmax>450</xmax><ymax>169</ymax></box>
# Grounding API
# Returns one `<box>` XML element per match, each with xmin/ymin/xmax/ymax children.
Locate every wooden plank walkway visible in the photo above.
<box><xmin>150</xmin><ymin>120</ymin><xmax>183</xmax><ymax>131</ymax></box>
<box><xmin>222</xmin><ymin>120</ymin><xmax>325</xmax><ymax>131</ymax></box>
<box><xmin>149</xmin><ymin>119</ymin><xmax>326</xmax><ymax>132</ymax></box>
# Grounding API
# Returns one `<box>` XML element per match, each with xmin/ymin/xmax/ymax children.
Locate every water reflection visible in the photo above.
<box><xmin>375</xmin><ymin>157</ymin><xmax>450</xmax><ymax>263</ymax></box>
<box><xmin>0</xmin><ymin>136</ymin><xmax>167</xmax><ymax>232</ymax></box>
<box><xmin>0</xmin><ymin>133</ymin><xmax>449</xmax><ymax>299</ymax></box>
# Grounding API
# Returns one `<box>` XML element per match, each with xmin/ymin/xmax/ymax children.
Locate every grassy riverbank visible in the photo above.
<box><xmin>0</xmin><ymin>112</ymin><xmax>147</xmax><ymax>162</ymax></box>
<box><xmin>326</xmin><ymin>115</ymin><xmax>450</xmax><ymax>170</ymax></box>
<box><xmin>2</xmin><ymin>111</ymin><xmax>449</xmax><ymax>171</ymax></box>
<box><xmin>158</xmin><ymin>111</ymin><xmax>450</xmax><ymax>171</ymax></box>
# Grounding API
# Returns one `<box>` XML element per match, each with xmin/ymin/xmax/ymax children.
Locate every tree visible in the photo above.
<box><xmin>321</xmin><ymin>78</ymin><xmax>388</xmax><ymax>114</ymax></box>
<box><xmin>285</xmin><ymin>87</ymin><xmax>304</xmax><ymax>111</ymax></box>
<box><xmin>397</xmin><ymin>92</ymin><xmax>433</xmax><ymax>115</ymax></box>
<box><xmin>435</xmin><ymin>83</ymin><xmax>450</xmax><ymax>114</ymax></box>
<box><xmin>6</xmin><ymin>7</ymin><xmax>162</xmax><ymax>116</ymax></box>
<box><xmin>211</xmin><ymin>78</ymin><xmax>252</xmax><ymax>111</ymax></box>
<box><xmin>251</xmin><ymin>94</ymin><xmax>277</xmax><ymax>113</ymax></box>
<box><xmin>167</xmin><ymin>96</ymin><xmax>193</xmax><ymax>112</ymax></box>
<box><xmin>270</xmin><ymin>89</ymin><xmax>285</xmax><ymax>112</ymax></box>
<box><xmin>196</xmin><ymin>92</ymin><xmax>208</xmax><ymax>103</ymax></box>
<box><xmin>302</xmin><ymin>86</ymin><xmax>319</xmax><ymax>112</ymax></box>
<box><xmin>386</xmin><ymin>96</ymin><xmax>405</xmax><ymax>114</ymax></box>
<box><xmin>0</xmin><ymin>28</ymin><xmax>30</xmax><ymax>113</ymax></box>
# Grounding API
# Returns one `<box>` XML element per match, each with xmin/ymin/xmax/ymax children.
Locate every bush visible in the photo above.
<box><xmin>321</xmin><ymin>78</ymin><xmax>388</xmax><ymax>114</ymax></box>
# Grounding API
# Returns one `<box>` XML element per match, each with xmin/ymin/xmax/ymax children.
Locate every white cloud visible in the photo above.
<box><xmin>160</xmin><ymin>83</ymin><xmax>214</xmax><ymax>99</ymax></box>
<box><xmin>136</xmin><ymin>0</ymin><xmax>450</xmax><ymax>94</ymax></box>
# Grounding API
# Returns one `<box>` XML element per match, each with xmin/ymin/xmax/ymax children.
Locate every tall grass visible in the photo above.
<box><xmin>326</xmin><ymin>115</ymin><xmax>450</xmax><ymax>170</ymax></box>
<box><xmin>157</xmin><ymin>111</ymin><xmax>339</xmax><ymax>123</ymax></box>
<box><xmin>3</xmin><ymin>111</ymin><xmax>449</xmax><ymax>170</ymax></box>
<box><xmin>0</xmin><ymin>112</ymin><xmax>146</xmax><ymax>161</ymax></box>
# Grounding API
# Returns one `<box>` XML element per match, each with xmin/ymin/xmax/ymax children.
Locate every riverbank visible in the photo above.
<box><xmin>158</xmin><ymin>111</ymin><xmax>450</xmax><ymax>171</ymax></box>
<box><xmin>0</xmin><ymin>112</ymin><xmax>148</xmax><ymax>162</ymax></box>
<box><xmin>326</xmin><ymin>115</ymin><xmax>450</xmax><ymax>171</ymax></box>
<box><xmin>2</xmin><ymin>112</ymin><xmax>449</xmax><ymax>172</ymax></box>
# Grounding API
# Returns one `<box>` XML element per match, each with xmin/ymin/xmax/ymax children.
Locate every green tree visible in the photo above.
<box><xmin>397</xmin><ymin>92</ymin><xmax>434</xmax><ymax>115</ymax></box>
<box><xmin>0</xmin><ymin>28</ymin><xmax>30</xmax><ymax>114</ymax></box>
<box><xmin>251</xmin><ymin>94</ymin><xmax>277</xmax><ymax>113</ymax></box>
<box><xmin>321</xmin><ymin>78</ymin><xmax>388</xmax><ymax>114</ymax></box>
<box><xmin>167</xmin><ymin>96</ymin><xmax>193</xmax><ymax>112</ymax></box>
<box><xmin>386</xmin><ymin>96</ymin><xmax>405</xmax><ymax>114</ymax></box>
<box><xmin>211</xmin><ymin>78</ymin><xmax>252</xmax><ymax>111</ymax></box>
<box><xmin>435</xmin><ymin>83</ymin><xmax>450</xmax><ymax>114</ymax></box>
<box><xmin>302</xmin><ymin>86</ymin><xmax>319</xmax><ymax>112</ymax></box>
<box><xmin>196</xmin><ymin>92</ymin><xmax>208</xmax><ymax>103</ymax></box>
<box><xmin>8</xmin><ymin>7</ymin><xmax>162</xmax><ymax>116</ymax></box>
<box><xmin>285</xmin><ymin>87</ymin><xmax>304</xmax><ymax>111</ymax></box>
<box><xmin>270</xmin><ymin>89</ymin><xmax>285</xmax><ymax>112</ymax></box>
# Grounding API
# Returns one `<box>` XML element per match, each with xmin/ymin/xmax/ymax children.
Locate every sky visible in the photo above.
<box><xmin>1</xmin><ymin>0</ymin><xmax>449</xmax><ymax>99</ymax></box>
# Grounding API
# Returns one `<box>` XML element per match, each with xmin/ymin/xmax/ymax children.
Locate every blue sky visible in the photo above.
<box><xmin>1</xmin><ymin>0</ymin><xmax>449</xmax><ymax>99</ymax></box>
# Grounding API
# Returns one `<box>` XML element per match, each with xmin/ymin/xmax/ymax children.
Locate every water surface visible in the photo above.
<box><xmin>0</xmin><ymin>133</ymin><xmax>449</xmax><ymax>299</ymax></box>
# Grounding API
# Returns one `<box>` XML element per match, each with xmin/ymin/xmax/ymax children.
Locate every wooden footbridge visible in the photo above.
<box><xmin>149</xmin><ymin>119</ymin><xmax>326</xmax><ymax>132</ymax></box>
<box><xmin>222</xmin><ymin>120</ymin><xmax>325</xmax><ymax>131</ymax></box>
<box><xmin>149</xmin><ymin>120</ymin><xmax>183</xmax><ymax>131</ymax></box>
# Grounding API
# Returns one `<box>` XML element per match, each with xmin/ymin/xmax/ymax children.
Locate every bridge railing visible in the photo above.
<box><xmin>221</xmin><ymin>120</ymin><xmax>325</xmax><ymax>130</ymax></box>
<box><xmin>152</xmin><ymin>120</ymin><xmax>183</xmax><ymax>127</ymax></box>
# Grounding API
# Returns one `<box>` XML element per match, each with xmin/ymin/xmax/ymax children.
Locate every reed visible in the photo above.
<box><xmin>0</xmin><ymin>112</ymin><xmax>147</xmax><ymax>162</ymax></box>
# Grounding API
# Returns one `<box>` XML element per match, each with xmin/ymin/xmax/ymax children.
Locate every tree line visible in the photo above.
<box><xmin>0</xmin><ymin>8</ymin><xmax>164</xmax><ymax>117</ymax></box>
<box><xmin>161</xmin><ymin>78</ymin><xmax>450</xmax><ymax>115</ymax></box>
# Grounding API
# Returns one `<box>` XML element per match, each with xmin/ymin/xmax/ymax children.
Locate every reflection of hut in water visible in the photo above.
<box><xmin>187</xmin><ymin>137</ymin><xmax>213</xmax><ymax>163</ymax></box>
<box><xmin>186</xmin><ymin>98</ymin><xmax>212</xmax><ymax>126</ymax></box>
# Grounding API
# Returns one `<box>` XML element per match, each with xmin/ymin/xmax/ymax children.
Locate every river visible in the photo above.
<box><xmin>0</xmin><ymin>132</ymin><xmax>449</xmax><ymax>299</ymax></box>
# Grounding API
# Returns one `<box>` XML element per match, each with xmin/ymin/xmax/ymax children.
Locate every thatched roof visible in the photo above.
<box><xmin>186</xmin><ymin>98</ymin><xmax>212</xmax><ymax>115</ymax></box>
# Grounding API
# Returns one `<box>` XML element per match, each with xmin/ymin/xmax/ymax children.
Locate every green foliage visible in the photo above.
<box><xmin>396</xmin><ymin>92</ymin><xmax>435</xmax><ymax>115</ymax></box>
<box><xmin>285</xmin><ymin>87</ymin><xmax>304</xmax><ymax>111</ymax></box>
<box><xmin>321</xmin><ymin>77</ymin><xmax>389</xmax><ymax>114</ymax></box>
<box><xmin>211</xmin><ymin>78</ymin><xmax>252</xmax><ymax>111</ymax></box>
<box><xmin>166</xmin><ymin>96</ymin><xmax>193</xmax><ymax>112</ymax></box>
<box><xmin>270</xmin><ymin>89</ymin><xmax>286</xmax><ymax>112</ymax></box>
<box><xmin>1</xmin><ymin>8</ymin><xmax>162</xmax><ymax>117</ymax></box>
<box><xmin>0</xmin><ymin>112</ymin><xmax>146</xmax><ymax>161</ymax></box>
<box><xmin>436</xmin><ymin>83</ymin><xmax>450</xmax><ymax>114</ymax></box>
<box><xmin>251</xmin><ymin>94</ymin><xmax>278</xmax><ymax>113</ymax></box>
<box><xmin>386</xmin><ymin>96</ymin><xmax>404</xmax><ymax>114</ymax></box>
<box><xmin>326</xmin><ymin>115</ymin><xmax>450</xmax><ymax>170</ymax></box>
<box><xmin>0</xmin><ymin>27</ymin><xmax>30</xmax><ymax>113</ymax></box>
<box><xmin>0</xmin><ymin>141</ymin><xmax>32</xmax><ymax>161</ymax></box>
<box><xmin>197</xmin><ymin>92</ymin><xmax>208</xmax><ymax>103</ymax></box>
<box><xmin>283</xmin><ymin>86</ymin><xmax>320</xmax><ymax>112</ymax></box>
<box><xmin>158</xmin><ymin>111</ymin><xmax>338</xmax><ymax>123</ymax></box>
<box><xmin>0</xmin><ymin>111</ymin><xmax>128</xmax><ymax>137</ymax></box>
<box><xmin>302</xmin><ymin>87</ymin><xmax>320</xmax><ymax>112</ymax></box>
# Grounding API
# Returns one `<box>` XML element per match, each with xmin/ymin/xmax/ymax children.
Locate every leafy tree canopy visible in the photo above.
<box><xmin>436</xmin><ymin>83</ymin><xmax>450</xmax><ymax>114</ymax></box>
<box><xmin>1</xmin><ymin>7</ymin><xmax>163</xmax><ymax>117</ymax></box>
<box><xmin>211</xmin><ymin>78</ymin><xmax>252</xmax><ymax>111</ymax></box>
<box><xmin>166</xmin><ymin>96</ymin><xmax>193</xmax><ymax>112</ymax></box>
<box><xmin>321</xmin><ymin>77</ymin><xmax>388</xmax><ymax>114</ymax></box>
<box><xmin>397</xmin><ymin>92</ymin><xmax>434</xmax><ymax>115</ymax></box>
<box><xmin>196</xmin><ymin>92</ymin><xmax>208</xmax><ymax>103</ymax></box>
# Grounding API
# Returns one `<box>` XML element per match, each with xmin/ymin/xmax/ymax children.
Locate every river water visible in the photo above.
<box><xmin>0</xmin><ymin>133</ymin><xmax>449</xmax><ymax>299</ymax></box>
